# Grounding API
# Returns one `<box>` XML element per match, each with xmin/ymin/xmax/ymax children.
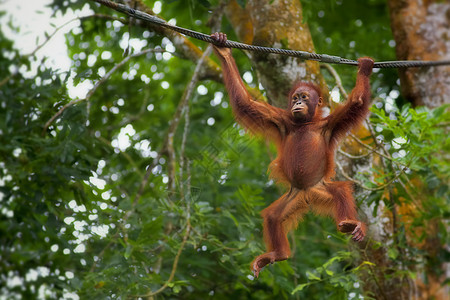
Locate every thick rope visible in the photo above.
<box><xmin>91</xmin><ymin>0</ymin><xmax>450</xmax><ymax>69</ymax></box>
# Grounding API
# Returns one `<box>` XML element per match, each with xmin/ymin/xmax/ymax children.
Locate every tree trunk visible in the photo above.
<box><xmin>387</xmin><ymin>1</ymin><xmax>450</xmax><ymax>299</ymax></box>
<box><xmin>388</xmin><ymin>0</ymin><xmax>450</xmax><ymax>107</ymax></box>
<box><xmin>224</xmin><ymin>0</ymin><xmax>327</xmax><ymax>108</ymax></box>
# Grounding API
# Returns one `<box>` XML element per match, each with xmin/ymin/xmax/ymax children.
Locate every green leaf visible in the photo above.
<box><xmin>223</xmin><ymin>210</ymin><xmax>239</xmax><ymax>227</ymax></box>
<box><xmin>388</xmin><ymin>248</ymin><xmax>399</xmax><ymax>260</ymax></box>
<box><xmin>292</xmin><ymin>283</ymin><xmax>310</xmax><ymax>294</ymax></box>
<box><xmin>305</xmin><ymin>270</ymin><xmax>321</xmax><ymax>281</ymax></box>
<box><xmin>124</xmin><ymin>245</ymin><xmax>133</xmax><ymax>259</ymax></box>
<box><xmin>172</xmin><ymin>284</ymin><xmax>182</xmax><ymax>293</ymax></box>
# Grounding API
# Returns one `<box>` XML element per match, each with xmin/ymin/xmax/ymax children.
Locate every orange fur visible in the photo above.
<box><xmin>212</xmin><ymin>33</ymin><xmax>374</xmax><ymax>277</ymax></box>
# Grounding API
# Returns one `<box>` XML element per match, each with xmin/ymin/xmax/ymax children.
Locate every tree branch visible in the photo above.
<box><xmin>336</xmin><ymin>159</ymin><xmax>409</xmax><ymax>192</ymax></box>
<box><xmin>42</xmin><ymin>48</ymin><xmax>164</xmax><ymax>136</ymax></box>
<box><xmin>337</xmin><ymin>148</ymin><xmax>373</xmax><ymax>160</ymax></box>
<box><xmin>134</xmin><ymin>221</ymin><xmax>191</xmax><ymax>298</ymax></box>
<box><xmin>320</xmin><ymin>64</ymin><xmax>348</xmax><ymax>99</ymax></box>
<box><xmin>0</xmin><ymin>17</ymin><xmax>81</xmax><ymax>88</ymax></box>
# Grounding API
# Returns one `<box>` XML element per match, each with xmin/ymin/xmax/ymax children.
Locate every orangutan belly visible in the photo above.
<box><xmin>281</xmin><ymin>130</ymin><xmax>327</xmax><ymax>189</ymax></box>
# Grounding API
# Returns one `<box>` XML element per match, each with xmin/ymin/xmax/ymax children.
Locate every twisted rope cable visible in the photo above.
<box><xmin>91</xmin><ymin>0</ymin><xmax>450</xmax><ymax>69</ymax></box>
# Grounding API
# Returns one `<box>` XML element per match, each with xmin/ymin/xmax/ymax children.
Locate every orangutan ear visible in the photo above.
<box><xmin>318</xmin><ymin>97</ymin><xmax>323</xmax><ymax>107</ymax></box>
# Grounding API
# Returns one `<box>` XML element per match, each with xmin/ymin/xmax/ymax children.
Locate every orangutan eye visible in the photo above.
<box><xmin>301</xmin><ymin>94</ymin><xmax>307</xmax><ymax>99</ymax></box>
<box><xmin>293</xmin><ymin>95</ymin><xmax>298</xmax><ymax>101</ymax></box>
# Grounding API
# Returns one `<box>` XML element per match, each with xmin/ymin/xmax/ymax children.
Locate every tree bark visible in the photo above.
<box><xmin>224</xmin><ymin>0</ymin><xmax>327</xmax><ymax>108</ymax></box>
<box><xmin>387</xmin><ymin>1</ymin><xmax>450</xmax><ymax>299</ymax></box>
<box><xmin>388</xmin><ymin>0</ymin><xmax>450</xmax><ymax>107</ymax></box>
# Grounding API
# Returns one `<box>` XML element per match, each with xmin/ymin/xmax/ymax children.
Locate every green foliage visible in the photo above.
<box><xmin>369</xmin><ymin>102</ymin><xmax>449</xmax><ymax>246</ymax></box>
<box><xmin>0</xmin><ymin>1</ymin><xmax>448</xmax><ymax>299</ymax></box>
<box><xmin>292</xmin><ymin>251</ymin><xmax>374</xmax><ymax>298</ymax></box>
<box><xmin>371</xmin><ymin>103</ymin><xmax>449</xmax><ymax>172</ymax></box>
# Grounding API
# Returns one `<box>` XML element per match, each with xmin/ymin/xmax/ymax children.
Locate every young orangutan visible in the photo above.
<box><xmin>211</xmin><ymin>32</ymin><xmax>374</xmax><ymax>277</ymax></box>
